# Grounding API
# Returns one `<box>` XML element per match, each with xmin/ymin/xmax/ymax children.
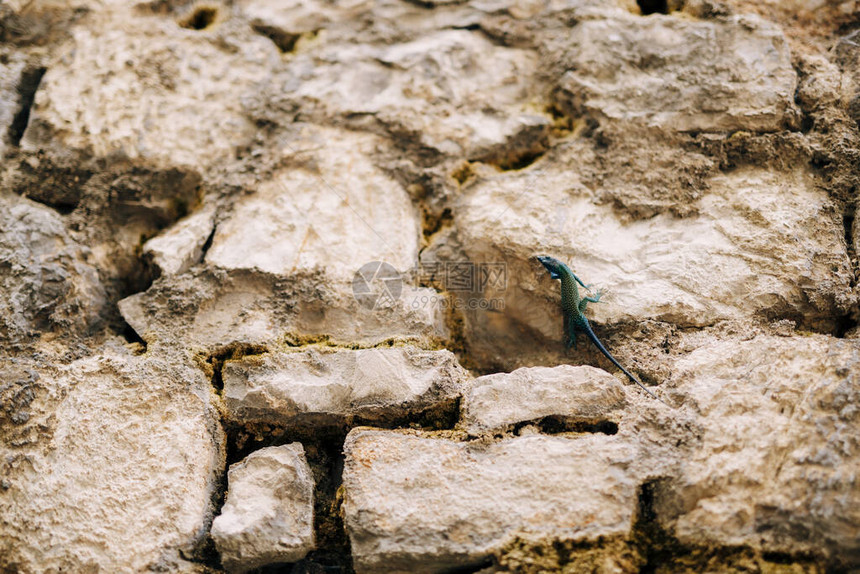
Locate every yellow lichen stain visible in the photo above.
<box><xmin>451</xmin><ymin>161</ymin><xmax>475</xmax><ymax>185</ymax></box>
<box><xmin>498</xmin><ymin>535</ymin><xmax>643</xmax><ymax>574</ymax></box>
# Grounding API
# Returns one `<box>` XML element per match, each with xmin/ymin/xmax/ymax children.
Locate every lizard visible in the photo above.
<box><xmin>536</xmin><ymin>255</ymin><xmax>663</xmax><ymax>402</ymax></box>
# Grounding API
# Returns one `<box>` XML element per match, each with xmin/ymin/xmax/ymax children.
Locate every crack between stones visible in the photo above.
<box><xmin>120</xmin><ymin>319</ymin><xmax>147</xmax><ymax>353</ymax></box>
<box><xmin>198</xmin><ymin>220</ymin><xmax>217</xmax><ymax>261</ymax></box>
<box><xmin>510</xmin><ymin>416</ymin><xmax>619</xmax><ymax>437</ymax></box>
<box><xmin>201</xmin><ymin>342</ymin><xmax>270</xmax><ymax>394</ymax></box>
<box><xmin>8</xmin><ymin>66</ymin><xmax>45</xmax><ymax>147</ymax></box>
<box><xmin>280</xmin><ymin>333</ymin><xmax>444</xmax><ymax>352</ymax></box>
<box><xmin>835</xmin><ymin>208</ymin><xmax>859</xmax><ymax>337</ymax></box>
<box><xmin>200</xmin><ymin>345</ymin><xmax>464</xmax><ymax>572</ymax></box>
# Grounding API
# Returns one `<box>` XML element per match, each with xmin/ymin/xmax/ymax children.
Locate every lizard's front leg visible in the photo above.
<box><xmin>578</xmin><ymin>289</ymin><xmax>603</xmax><ymax>313</ymax></box>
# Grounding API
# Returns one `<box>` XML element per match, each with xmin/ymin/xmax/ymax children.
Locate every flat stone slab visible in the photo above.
<box><xmin>211</xmin><ymin>444</ymin><xmax>315</xmax><ymax>572</ymax></box>
<box><xmin>461</xmin><ymin>364</ymin><xmax>627</xmax><ymax>435</ymax></box>
<box><xmin>24</xmin><ymin>8</ymin><xmax>279</xmax><ymax>170</ymax></box>
<box><xmin>0</xmin><ymin>348</ymin><xmax>224</xmax><ymax>572</ymax></box>
<box><xmin>205</xmin><ymin>127</ymin><xmax>419</xmax><ymax>281</ymax></box>
<box><xmin>223</xmin><ymin>346</ymin><xmax>468</xmax><ymax>427</ymax></box>
<box><xmin>452</xmin><ymin>162</ymin><xmax>853</xmax><ymax>366</ymax></box>
<box><xmin>554</xmin><ymin>13</ymin><xmax>799</xmax><ymax>132</ymax></box>
<box><xmin>342</xmin><ymin>429</ymin><xmax>638</xmax><ymax>573</ymax></box>
<box><xmin>118</xmin><ymin>267</ymin><xmax>448</xmax><ymax>351</ymax></box>
<box><xmin>663</xmin><ymin>334</ymin><xmax>860</xmax><ymax>563</ymax></box>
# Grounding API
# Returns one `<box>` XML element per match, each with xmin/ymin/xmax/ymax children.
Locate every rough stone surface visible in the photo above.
<box><xmin>2</xmin><ymin>0</ymin><xmax>860</xmax><ymax>572</ymax></box>
<box><xmin>450</xmin><ymin>161</ymin><xmax>853</xmax><ymax>368</ymax></box>
<box><xmin>144</xmin><ymin>204</ymin><xmax>216</xmax><ymax>277</ymax></box>
<box><xmin>273</xmin><ymin>28</ymin><xmax>544</xmax><ymax>162</ymax></box>
<box><xmin>23</xmin><ymin>7</ymin><xmax>279</xmax><ymax>171</ymax></box>
<box><xmin>661</xmin><ymin>334</ymin><xmax>860</xmax><ymax>564</ymax></box>
<box><xmin>461</xmin><ymin>364</ymin><xmax>627</xmax><ymax>435</ymax></box>
<box><xmin>553</xmin><ymin>13</ymin><xmax>800</xmax><ymax>132</ymax></box>
<box><xmin>833</xmin><ymin>29</ymin><xmax>860</xmax><ymax>125</ymax></box>
<box><xmin>223</xmin><ymin>346</ymin><xmax>468</xmax><ymax>427</ymax></box>
<box><xmin>118</xmin><ymin>268</ymin><xmax>448</xmax><ymax>351</ymax></box>
<box><xmin>205</xmin><ymin>127</ymin><xmax>420</xmax><ymax>280</ymax></box>
<box><xmin>0</xmin><ymin>346</ymin><xmax>225</xmax><ymax>573</ymax></box>
<box><xmin>342</xmin><ymin>429</ymin><xmax>640</xmax><ymax>574</ymax></box>
<box><xmin>211</xmin><ymin>444</ymin><xmax>315</xmax><ymax>573</ymax></box>
<box><xmin>238</xmin><ymin>0</ymin><xmax>487</xmax><ymax>44</ymax></box>
<box><xmin>0</xmin><ymin>193</ymin><xmax>107</xmax><ymax>348</ymax></box>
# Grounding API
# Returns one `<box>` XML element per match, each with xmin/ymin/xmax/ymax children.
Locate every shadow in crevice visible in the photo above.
<box><xmin>214</xmin><ymin>423</ymin><xmax>355</xmax><ymax>574</ymax></box>
<box><xmin>197</xmin><ymin>345</ymin><xmax>463</xmax><ymax>573</ymax></box>
<box><xmin>637</xmin><ymin>0</ymin><xmax>670</xmax><ymax>15</ymax></box>
<box><xmin>120</xmin><ymin>320</ymin><xmax>147</xmax><ymax>353</ymax></box>
<box><xmin>251</xmin><ymin>22</ymin><xmax>305</xmax><ymax>53</ymax></box>
<box><xmin>177</xmin><ymin>4</ymin><xmax>219</xmax><ymax>30</ymax></box>
<box><xmin>8</xmin><ymin>65</ymin><xmax>45</xmax><ymax>147</ymax></box>
<box><xmin>511</xmin><ymin>415</ymin><xmax>618</xmax><ymax>436</ymax></box>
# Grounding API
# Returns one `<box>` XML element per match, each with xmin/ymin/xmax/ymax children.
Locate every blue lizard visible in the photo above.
<box><xmin>536</xmin><ymin>255</ymin><xmax>662</xmax><ymax>401</ymax></box>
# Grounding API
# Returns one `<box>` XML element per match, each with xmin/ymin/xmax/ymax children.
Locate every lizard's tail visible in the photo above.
<box><xmin>581</xmin><ymin>321</ymin><xmax>667</xmax><ymax>404</ymax></box>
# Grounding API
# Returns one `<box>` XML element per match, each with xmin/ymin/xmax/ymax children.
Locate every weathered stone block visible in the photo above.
<box><xmin>278</xmin><ymin>29</ymin><xmax>542</xmax><ymax>160</ymax></box>
<box><xmin>554</xmin><ymin>13</ymin><xmax>799</xmax><ymax>132</ymax></box>
<box><xmin>205</xmin><ymin>127</ymin><xmax>419</xmax><ymax>281</ymax></box>
<box><xmin>118</xmin><ymin>268</ymin><xmax>448</xmax><ymax>351</ymax></box>
<box><xmin>143</xmin><ymin>204</ymin><xmax>216</xmax><ymax>277</ymax></box>
<box><xmin>0</xmin><ymin>194</ymin><xmax>107</xmax><ymax>346</ymax></box>
<box><xmin>342</xmin><ymin>429</ymin><xmax>639</xmax><ymax>573</ymax></box>
<box><xmin>661</xmin><ymin>335</ymin><xmax>860</xmax><ymax>563</ymax></box>
<box><xmin>211</xmin><ymin>444</ymin><xmax>315</xmax><ymax>572</ymax></box>
<box><xmin>23</xmin><ymin>10</ymin><xmax>279</xmax><ymax>170</ymax></box>
<box><xmin>461</xmin><ymin>364</ymin><xmax>627</xmax><ymax>435</ymax></box>
<box><xmin>223</xmin><ymin>346</ymin><xmax>468</xmax><ymax>427</ymax></box>
<box><xmin>0</xmin><ymin>348</ymin><xmax>224</xmax><ymax>572</ymax></box>
<box><xmin>452</xmin><ymin>163</ymin><xmax>852</xmax><ymax>366</ymax></box>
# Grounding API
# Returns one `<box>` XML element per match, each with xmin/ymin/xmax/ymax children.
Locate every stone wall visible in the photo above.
<box><xmin>1</xmin><ymin>0</ymin><xmax>858</xmax><ymax>572</ymax></box>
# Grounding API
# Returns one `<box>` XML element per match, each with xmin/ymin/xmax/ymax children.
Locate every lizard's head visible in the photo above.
<box><xmin>536</xmin><ymin>255</ymin><xmax>563</xmax><ymax>280</ymax></box>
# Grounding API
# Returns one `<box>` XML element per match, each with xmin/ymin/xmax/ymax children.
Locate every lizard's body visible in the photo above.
<box><xmin>537</xmin><ymin>255</ymin><xmax>661</xmax><ymax>401</ymax></box>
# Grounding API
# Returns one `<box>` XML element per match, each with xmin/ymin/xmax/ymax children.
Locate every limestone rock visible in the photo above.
<box><xmin>5</xmin><ymin>0</ymin><xmax>860</xmax><ymax>571</ymax></box>
<box><xmin>553</xmin><ymin>12</ymin><xmax>800</xmax><ymax>132</ymax></box>
<box><xmin>238</xmin><ymin>0</ymin><xmax>539</xmax><ymax>48</ymax></box>
<box><xmin>23</xmin><ymin>7</ymin><xmax>279</xmax><ymax>171</ymax></box>
<box><xmin>223</xmin><ymin>346</ymin><xmax>468</xmax><ymax>427</ymax></box>
<box><xmin>662</xmin><ymin>335</ymin><xmax>860</xmax><ymax>564</ymax></box>
<box><xmin>238</xmin><ymin>0</ymin><xmax>340</xmax><ymax>46</ymax></box>
<box><xmin>0</xmin><ymin>194</ymin><xmax>107</xmax><ymax>348</ymax></box>
<box><xmin>118</xmin><ymin>267</ymin><xmax>448</xmax><ymax>351</ymax></box>
<box><xmin>276</xmin><ymin>29</ymin><xmax>544</xmax><ymax>161</ymax></box>
<box><xmin>461</xmin><ymin>364</ymin><xmax>627</xmax><ymax>435</ymax></box>
<box><xmin>342</xmin><ymin>429</ymin><xmax>639</xmax><ymax>573</ymax></box>
<box><xmin>0</xmin><ymin>346</ymin><xmax>225</xmax><ymax>572</ymax></box>
<box><xmin>144</xmin><ymin>204</ymin><xmax>216</xmax><ymax>277</ymax></box>
<box><xmin>451</xmin><ymin>161</ymin><xmax>852</xmax><ymax>367</ymax></box>
<box><xmin>205</xmin><ymin>127</ymin><xmax>419</xmax><ymax>281</ymax></box>
<box><xmin>211</xmin><ymin>444</ymin><xmax>315</xmax><ymax>573</ymax></box>
<box><xmin>833</xmin><ymin>29</ymin><xmax>860</xmax><ymax>125</ymax></box>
